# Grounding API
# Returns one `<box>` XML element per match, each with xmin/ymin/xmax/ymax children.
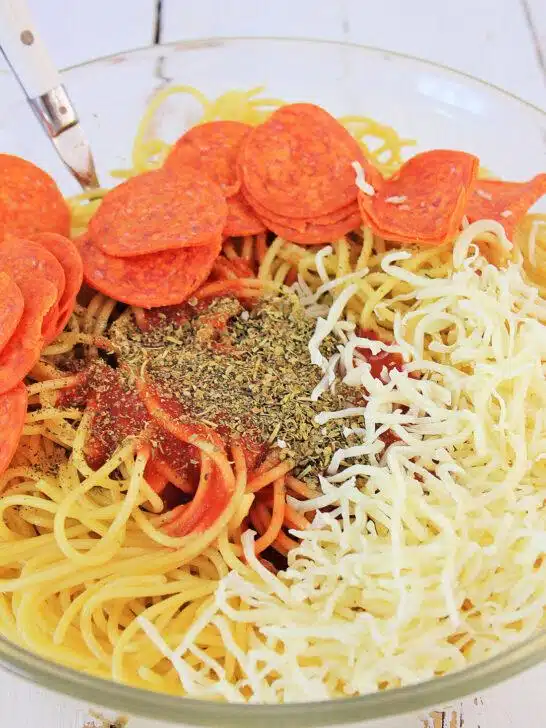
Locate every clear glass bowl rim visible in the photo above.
<box><xmin>0</xmin><ymin>36</ymin><xmax>544</xmax><ymax>727</ymax></box>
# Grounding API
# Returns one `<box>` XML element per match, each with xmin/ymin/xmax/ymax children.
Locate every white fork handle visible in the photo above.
<box><xmin>0</xmin><ymin>0</ymin><xmax>61</xmax><ymax>98</ymax></box>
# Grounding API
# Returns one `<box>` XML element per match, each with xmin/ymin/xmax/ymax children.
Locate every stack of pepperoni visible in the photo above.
<box><xmin>80</xmin><ymin>169</ymin><xmax>226</xmax><ymax>307</ymax></box>
<box><xmin>357</xmin><ymin>149</ymin><xmax>546</xmax><ymax>245</ymax></box>
<box><xmin>236</xmin><ymin>103</ymin><xmax>373</xmax><ymax>244</ymax></box>
<box><xmin>80</xmin><ymin>102</ymin><xmax>546</xmax><ymax>306</ymax></box>
<box><xmin>0</xmin><ymin>154</ymin><xmax>82</xmax><ymax>477</ymax></box>
<box><xmin>358</xmin><ymin>150</ymin><xmax>480</xmax><ymax>245</ymax></box>
<box><xmin>164</xmin><ymin>120</ymin><xmax>265</xmax><ymax>238</ymax></box>
<box><xmin>80</xmin><ymin>120</ymin><xmax>268</xmax><ymax>309</ymax></box>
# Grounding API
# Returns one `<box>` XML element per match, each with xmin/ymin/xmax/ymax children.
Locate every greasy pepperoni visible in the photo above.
<box><xmin>0</xmin><ymin>154</ymin><xmax>70</xmax><ymax>240</ymax></box>
<box><xmin>224</xmin><ymin>192</ymin><xmax>266</xmax><ymax>238</ymax></box>
<box><xmin>0</xmin><ymin>238</ymin><xmax>65</xmax><ymax>309</ymax></box>
<box><xmin>359</xmin><ymin>150</ymin><xmax>479</xmax><ymax>245</ymax></box>
<box><xmin>0</xmin><ymin>272</ymin><xmax>24</xmax><ymax>353</ymax></box>
<box><xmin>164</xmin><ymin>120</ymin><xmax>251</xmax><ymax>197</ymax></box>
<box><xmin>239</xmin><ymin>103</ymin><xmax>368</xmax><ymax>218</ymax></box>
<box><xmin>258</xmin><ymin>207</ymin><xmax>362</xmax><ymax>245</ymax></box>
<box><xmin>0</xmin><ymin>382</ymin><xmax>27</xmax><ymax>478</ymax></box>
<box><xmin>32</xmin><ymin>233</ymin><xmax>83</xmax><ymax>337</ymax></box>
<box><xmin>241</xmin><ymin>182</ymin><xmax>360</xmax><ymax>230</ymax></box>
<box><xmin>0</xmin><ymin>240</ymin><xmax>63</xmax><ymax>393</ymax></box>
<box><xmin>0</xmin><ymin>237</ymin><xmax>66</xmax><ymax>343</ymax></box>
<box><xmin>77</xmin><ymin>233</ymin><xmax>222</xmax><ymax>308</ymax></box>
<box><xmin>466</xmin><ymin>174</ymin><xmax>546</xmax><ymax>237</ymax></box>
<box><xmin>0</xmin><ymin>277</ymin><xmax>57</xmax><ymax>394</ymax></box>
<box><xmin>88</xmin><ymin>169</ymin><xmax>227</xmax><ymax>258</ymax></box>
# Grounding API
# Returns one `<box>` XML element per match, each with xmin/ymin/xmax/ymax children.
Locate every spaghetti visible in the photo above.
<box><xmin>0</xmin><ymin>87</ymin><xmax>544</xmax><ymax>702</ymax></box>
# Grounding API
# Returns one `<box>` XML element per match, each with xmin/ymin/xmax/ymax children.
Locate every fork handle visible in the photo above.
<box><xmin>0</xmin><ymin>0</ymin><xmax>61</xmax><ymax>98</ymax></box>
<box><xmin>0</xmin><ymin>0</ymin><xmax>78</xmax><ymax>136</ymax></box>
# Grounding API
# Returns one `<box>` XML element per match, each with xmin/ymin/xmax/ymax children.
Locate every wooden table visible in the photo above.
<box><xmin>0</xmin><ymin>1</ymin><xmax>544</xmax><ymax>726</ymax></box>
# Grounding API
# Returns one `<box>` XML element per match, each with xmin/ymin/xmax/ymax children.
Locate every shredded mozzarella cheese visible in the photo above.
<box><xmin>210</xmin><ymin>223</ymin><xmax>546</xmax><ymax>701</ymax></box>
<box><xmin>352</xmin><ymin>160</ymin><xmax>376</xmax><ymax>196</ymax></box>
<box><xmin>308</xmin><ymin>284</ymin><xmax>358</xmax><ymax>371</ymax></box>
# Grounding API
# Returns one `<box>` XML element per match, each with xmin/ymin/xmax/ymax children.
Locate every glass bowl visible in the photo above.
<box><xmin>0</xmin><ymin>38</ymin><xmax>545</xmax><ymax>728</ymax></box>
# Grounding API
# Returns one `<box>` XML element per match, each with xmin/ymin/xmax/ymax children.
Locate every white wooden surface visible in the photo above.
<box><xmin>0</xmin><ymin>1</ymin><xmax>545</xmax><ymax>727</ymax></box>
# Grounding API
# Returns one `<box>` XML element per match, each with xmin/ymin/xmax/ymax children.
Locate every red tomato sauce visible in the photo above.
<box><xmin>356</xmin><ymin>328</ymin><xmax>406</xmax><ymax>449</ymax></box>
<box><xmin>84</xmin><ymin>365</ymin><xmax>149</xmax><ymax>469</ymax></box>
<box><xmin>356</xmin><ymin>328</ymin><xmax>405</xmax><ymax>380</ymax></box>
<box><xmin>58</xmin><ymin>331</ymin><xmax>268</xmax><ymax>497</ymax></box>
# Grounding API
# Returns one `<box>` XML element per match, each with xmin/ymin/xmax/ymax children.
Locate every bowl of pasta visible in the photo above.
<box><xmin>0</xmin><ymin>37</ymin><xmax>544</xmax><ymax>728</ymax></box>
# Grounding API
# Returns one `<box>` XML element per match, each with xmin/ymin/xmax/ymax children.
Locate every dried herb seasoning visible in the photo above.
<box><xmin>110</xmin><ymin>294</ymin><xmax>359</xmax><ymax>481</ymax></box>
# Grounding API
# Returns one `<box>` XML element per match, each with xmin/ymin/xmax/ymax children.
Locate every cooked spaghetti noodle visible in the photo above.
<box><xmin>0</xmin><ymin>87</ymin><xmax>544</xmax><ymax>703</ymax></box>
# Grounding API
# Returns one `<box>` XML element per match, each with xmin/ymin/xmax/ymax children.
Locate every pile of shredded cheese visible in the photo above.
<box><xmin>139</xmin><ymin>221</ymin><xmax>546</xmax><ymax>702</ymax></box>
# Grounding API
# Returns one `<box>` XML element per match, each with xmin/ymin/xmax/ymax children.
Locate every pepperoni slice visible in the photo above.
<box><xmin>239</xmin><ymin>103</ymin><xmax>368</xmax><ymax>219</ymax></box>
<box><xmin>0</xmin><ymin>272</ymin><xmax>24</xmax><ymax>353</ymax></box>
<box><xmin>32</xmin><ymin>233</ymin><xmax>84</xmax><ymax>337</ymax></box>
<box><xmin>163</xmin><ymin>121</ymin><xmax>266</xmax><ymax>238</ymax></box>
<box><xmin>88</xmin><ymin>169</ymin><xmax>227</xmax><ymax>258</ymax></box>
<box><xmin>78</xmin><ymin>233</ymin><xmax>222</xmax><ymax>308</ymax></box>
<box><xmin>242</xmin><ymin>181</ymin><xmax>360</xmax><ymax>231</ymax></box>
<box><xmin>0</xmin><ymin>154</ymin><xmax>70</xmax><ymax>240</ymax></box>
<box><xmin>0</xmin><ymin>276</ymin><xmax>57</xmax><ymax>394</ymax></box>
<box><xmin>164</xmin><ymin>120</ymin><xmax>251</xmax><ymax>197</ymax></box>
<box><xmin>224</xmin><ymin>193</ymin><xmax>266</xmax><ymax>238</ymax></box>
<box><xmin>466</xmin><ymin>174</ymin><xmax>546</xmax><ymax>237</ymax></box>
<box><xmin>0</xmin><ymin>238</ymin><xmax>65</xmax><ymax>299</ymax></box>
<box><xmin>0</xmin><ymin>238</ymin><xmax>65</xmax><ymax>343</ymax></box>
<box><xmin>0</xmin><ymin>382</ymin><xmax>27</xmax><ymax>477</ymax></box>
<box><xmin>259</xmin><ymin>207</ymin><xmax>362</xmax><ymax>244</ymax></box>
<box><xmin>0</xmin><ymin>238</ymin><xmax>66</xmax><ymax>390</ymax></box>
<box><xmin>358</xmin><ymin>150</ymin><xmax>479</xmax><ymax>245</ymax></box>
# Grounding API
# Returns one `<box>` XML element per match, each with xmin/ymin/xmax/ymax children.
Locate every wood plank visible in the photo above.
<box><xmin>162</xmin><ymin>0</ymin><xmax>346</xmax><ymax>44</ymax></box>
<box><xmin>522</xmin><ymin>0</ymin><xmax>546</xmax><ymax>81</ymax></box>
<box><xmin>342</xmin><ymin>0</ymin><xmax>546</xmax><ymax>105</ymax></box>
<box><xmin>161</xmin><ymin>0</ymin><xmax>546</xmax><ymax>106</ymax></box>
